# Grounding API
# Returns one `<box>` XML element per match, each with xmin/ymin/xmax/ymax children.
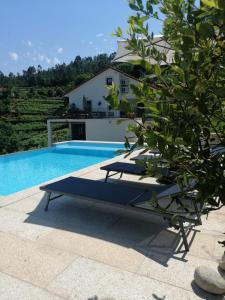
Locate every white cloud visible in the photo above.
<box><xmin>89</xmin><ymin>41</ymin><xmax>93</xmax><ymax>45</ymax></box>
<box><xmin>9</xmin><ymin>52</ymin><xmax>19</xmax><ymax>61</ymax></box>
<box><xmin>53</xmin><ymin>57</ymin><xmax>60</xmax><ymax>65</ymax></box>
<box><xmin>45</xmin><ymin>57</ymin><xmax>51</xmax><ymax>64</ymax></box>
<box><xmin>57</xmin><ymin>47</ymin><xmax>63</xmax><ymax>54</ymax></box>
<box><xmin>38</xmin><ymin>54</ymin><xmax>45</xmax><ymax>61</ymax></box>
<box><xmin>36</xmin><ymin>54</ymin><xmax>60</xmax><ymax>65</ymax></box>
<box><xmin>27</xmin><ymin>40</ymin><xmax>33</xmax><ymax>47</ymax></box>
<box><xmin>103</xmin><ymin>38</ymin><xmax>108</xmax><ymax>42</ymax></box>
<box><xmin>96</xmin><ymin>33</ymin><xmax>103</xmax><ymax>38</ymax></box>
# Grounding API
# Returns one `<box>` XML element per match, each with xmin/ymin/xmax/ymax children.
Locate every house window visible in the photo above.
<box><xmin>106</xmin><ymin>77</ymin><xmax>113</xmax><ymax>85</ymax></box>
<box><xmin>120</xmin><ymin>76</ymin><xmax>129</xmax><ymax>94</ymax></box>
<box><xmin>121</xmin><ymin>86</ymin><xmax>129</xmax><ymax>94</ymax></box>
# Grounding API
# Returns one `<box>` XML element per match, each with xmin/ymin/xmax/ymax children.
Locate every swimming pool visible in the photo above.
<box><xmin>0</xmin><ymin>141</ymin><xmax>125</xmax><ymax>196</ymax></box>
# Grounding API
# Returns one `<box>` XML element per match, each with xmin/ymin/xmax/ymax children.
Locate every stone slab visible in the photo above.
<box><xmin>200</xmin><ymin>212</ymin><xmax>225</xmax><ymax>235</ymax></box>
<box><xmin>0</xmin><ymin>271</ymin><xmax>63</xmax><ymax>300</ymax></box>
<box><xmin>0</xmin><ymin>232</ymin><xmax>77</xmax><ymax>288</ymax></box>
<box><xmin>0</xmin><ymin>208</ymin><xmax>53</xmax><ymax>241</ymax></box>
<box><xmin>137</xmin><ymin>252</ymin><xmax>219</xmax><ymax>291</ymax></box>
<box><xmin>47</xmin><ymin>257</ymin><xmax>201</xmax><ymax>300</ymax></box>
<box><xmin>38</xmin><ymin>229</ymin><xmax>146</xmax><ymax>273</ymax></box>
<box><xmin>188</xmin><ymin>232</ymin><xmax>224</xmax><ymax>261</ymax></box>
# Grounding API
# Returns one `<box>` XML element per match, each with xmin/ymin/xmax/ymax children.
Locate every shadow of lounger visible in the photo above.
<box><xmin>39</xmin><ymin>177</ymin><xmax>202</xmax><ymax>252</ymax></box>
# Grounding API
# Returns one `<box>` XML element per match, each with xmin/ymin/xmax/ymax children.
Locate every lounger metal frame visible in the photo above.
<box><xmin>104</xmin><ymin>170</ymin><xmax>124</xmax><ymax>182</ymax></box>
<box><xmin>41</xmin><ymin>181</ymin><xmax>202</xmax><ymax>252</ymax></box>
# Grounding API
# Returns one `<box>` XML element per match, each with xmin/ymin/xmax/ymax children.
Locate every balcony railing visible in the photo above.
<box><xmin>59</xmin><ymin>105</ymin><xmax>145</xmax><ymax>119</ymax></box>
<box><xmin>66</xmin><ymin>111</ymin><xmax>117</xmax><ymax>119</ymax></box>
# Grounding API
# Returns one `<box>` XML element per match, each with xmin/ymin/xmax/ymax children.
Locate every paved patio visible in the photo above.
<box><xmin>0</xmin><ymin>154</ymin><xmax>224</xmax><ymax>300</ymax></box>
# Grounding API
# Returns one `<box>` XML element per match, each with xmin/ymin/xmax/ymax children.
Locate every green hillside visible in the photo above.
<box><xmin>0</xmin><ymin>88</ymin><xmax>69</xmax><ymax>154</ymax></box>
<box><xmin>10</xmin><ymin>97</ymin><xmax>68</xmax><ymax>149</ymax></box>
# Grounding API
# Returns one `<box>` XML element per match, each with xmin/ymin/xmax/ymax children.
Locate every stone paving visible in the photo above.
<box><xmin>0</xmin><ymin>154</ymin><xmax>224</xmax><ymax>300</ymax></box>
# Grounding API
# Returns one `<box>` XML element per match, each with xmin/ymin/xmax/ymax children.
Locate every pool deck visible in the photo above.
<box><xmin>0</xmin><ymin>152</ymin><xmax>224</xmax><ymax>300</ymax></box>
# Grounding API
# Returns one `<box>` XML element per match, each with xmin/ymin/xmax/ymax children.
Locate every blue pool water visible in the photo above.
<box><xmin>0</xmin><ymin>142</ymin><xmax>125</xmax><ymax>196</ymax></box>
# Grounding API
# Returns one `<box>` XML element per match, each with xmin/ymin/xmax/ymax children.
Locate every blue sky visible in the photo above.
<box><xmin>0</xmin><ymin>0</ymin><xmax>162</xmax><ymax>75</ymax></box>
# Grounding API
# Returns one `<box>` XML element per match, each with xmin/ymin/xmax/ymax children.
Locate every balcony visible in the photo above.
<box><xmin>66</xmin><ymin>111</ymin><xmax>116</xmax><ymax>119</ymax></box>
<box><xmin>57</xmin><ymin>102</ymin><xmax>145</xmax><ymax>120</ymax></box>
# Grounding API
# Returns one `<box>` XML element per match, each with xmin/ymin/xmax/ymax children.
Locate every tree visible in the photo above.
<box><xmin>55</xmin><ymin>86</ymin><xmax>65</xmax><ymax>97</ymax></box>
<box><xmin>28</xmin><ymin>87</ymin><xmax>36</xmax><ymax>98</ymax></box>
<box><xmin>0</xmin><ymin>121</ymin><xmax>19</xmax><ymax>154</ymax></box>
<box><xmin>0</xmin><ymin>71</ymin><xmax>5</xmax><ymax>85</ymax></box>
<box><xmin>22</xmin><ymin>66</ymin><xmax>37</xmax><ymax>86</ymax></box>
<box><xmin>47</xmin><ymin>88</ymin><xmax>55</xmax><ymax>97</ymax></box>
<box><xmin>74</xmin><ymin>73</ymin><xmax>93</xmax><ymax>86</ymax></box>
<box><xmin>106</xmin><ymin>0</ymin><xmax>225</xmax><ymax>216</ymax></box>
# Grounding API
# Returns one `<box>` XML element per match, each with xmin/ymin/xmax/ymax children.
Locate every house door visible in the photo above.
<box><xmin>86</xmin><ymin>100</ymin><xmax>92</xmax><ymax>112</ymax></box>
<box><xmin>71</xmin><ymin>123</ymin><xmax>86</xmax><ymax>140</ymax></box>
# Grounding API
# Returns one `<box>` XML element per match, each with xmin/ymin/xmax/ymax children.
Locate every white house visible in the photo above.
<box><xmin>47</xmin><ymin>68</ymin><xmax>141</xmax><ymax>145</ymax></box>
<box><xmin>113</xmin><ymin>36</ymin><xmax>174</xmax><ymax>65</ymax></box>
<box><xmin>47</xmin><ymin>38</ymin><xmax>173</xmax><ymax>144</ymax></box>
<box><xmin>65</xmin><ymin>67</ymin><xmax>141</xmax><ymax>118</ymax></box>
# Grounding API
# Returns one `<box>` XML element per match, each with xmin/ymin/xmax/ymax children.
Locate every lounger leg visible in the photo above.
<box><xmin>105</xmin><ymin>171</ymin><xmax>110</xmax><ymax>182</ymax></box>
<box><xmin>120</xmin><ymin>172</ymin><xmax>123</xmax><ymax>179</ymax></box>
<box><xmin>193</xmin><ymin>200</ymin><xmax>202</xmax><ymax>225</ymax></box>
<box><xmin>45</xmin><ymin>192</ymin><xmax>51</xmax><ymax>211</ymax></box>
<box><xmin>179</xmin><ymin>219</ymin><xmax>189</xmax><ymax>251</ymax></box>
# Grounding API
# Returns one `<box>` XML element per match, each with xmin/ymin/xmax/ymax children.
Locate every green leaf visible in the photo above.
<box><xmin>154</xmin><ymin>64</ymin><xmax>161</xmax><ymax>77</ymax></box>
<box><xmin>171</xmin><ymin>65</ymin><xmax>185</xmax><ymax>80</ymax></box>
<box><xmin>104</xmin><ymin>83</ymin><xmax>119</xmax><ymax>109</ymax></box>
<box><xmin>124</xmin><ymin>136</ymin><xmax>131</xmax><ymax>149</ymax></box>
<box><xmin>171</xmin><ymin>214</ymin><xmax>178</xmax><ymax>226</ymax></box>
<box><xmin>136</xmin><ymin>0</ymin><xmax>144</xmax><ymax>10</ymax></box>
<box><xmin>113</xmin><ymin>27</ymin><xmax>123</xmax><ymax>37</ymax></box>
<box><xmin>196</xmin><ymin>22</ymin><xmax>214</xmax><ymax>38</ymax></box>
<box><xmin>146</xmin><ymin>1</ymin><xmax>153</xmax><ymax>14</ymax></box>
<box><xmin>128</xmin><ymin>59</ymin><xmax>152</xmax><ymax>71</ymax></box>
<box><xmin>201</xmin><ymin>0</ymin><xmax>222</xmax><ymax>9</ymax></box>
<box><xmin>129</xmin><ymin>1</ymin><xmax>140</xmax><ymax>11</ymax></box>
<box><xmin>119</xmin><ymin>98</ymin><xmax>132</xmax><ymax>113</ymax></box>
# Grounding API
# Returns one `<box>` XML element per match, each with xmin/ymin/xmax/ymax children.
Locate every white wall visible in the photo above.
<box><xmin>66</xmin><ymin>68</ymin><xmax>139</xmax><ymax>116</ymax></box>
<box><xmin>47</xmin><ymin>118</ymin><xmax>138</xmax><ymax>146</ymax></box>
<box><xmin>68</xmin><ymin>118</ymin><xmax>137</xmax><ymax>142</ymax></box>
<box><xmin>85</xmin><ymin>118</ymin><xmax>136</xmax><ymax>142</ymax></box>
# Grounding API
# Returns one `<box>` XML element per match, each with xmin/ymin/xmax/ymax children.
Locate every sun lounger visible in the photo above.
<box><xmin>100</xmin><ymin>162</ymin><xmax>176</xmax><ymax>183</ymax></box>
<box><xmin>100</xmin><ymin>162</ymin><xmax>146</xmax><ymax>181</ymax></box>
<box><xmin>40</xmin><ymin>176</ymin><xmax>202</xmax><ymax>251</ymax></box>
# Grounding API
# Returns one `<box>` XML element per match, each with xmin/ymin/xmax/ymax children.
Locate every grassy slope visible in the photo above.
<box><xmin>8</xmin><ymin>88</ymin><xmax>68</xmax><ymax>151</ymax></box>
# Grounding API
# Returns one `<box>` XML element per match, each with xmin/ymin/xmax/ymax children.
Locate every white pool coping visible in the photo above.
<box><xmin>53</xmin><ymin>139</ymin><xmax>127</xmax><ymax>145</ymax></box>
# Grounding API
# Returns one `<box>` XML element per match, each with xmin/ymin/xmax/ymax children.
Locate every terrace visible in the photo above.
<box><xmin>0</xmin><ymin>150</ymin><xmax>224</xmax><ymax>300</ymax></box>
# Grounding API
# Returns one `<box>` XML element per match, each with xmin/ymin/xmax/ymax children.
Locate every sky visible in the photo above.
<box><xmin>0</xmin><ymin>0</ymin><xmax>162</xmax><ymax>75</ymax></box>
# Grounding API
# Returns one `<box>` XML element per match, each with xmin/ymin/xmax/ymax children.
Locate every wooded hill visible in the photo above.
<box><xmin>0</xmin><ymin>53</ymin><xmax>141</xmax><ymax>154</ymax></box>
